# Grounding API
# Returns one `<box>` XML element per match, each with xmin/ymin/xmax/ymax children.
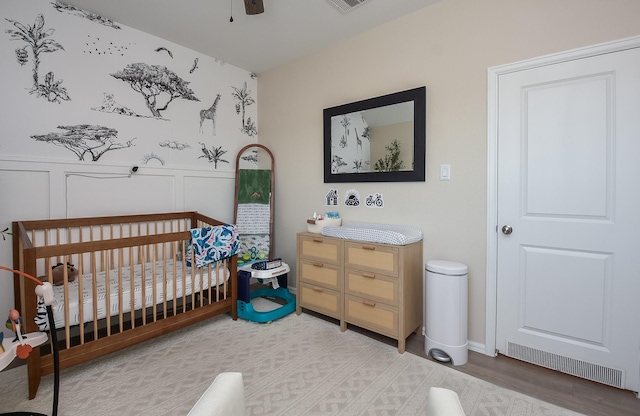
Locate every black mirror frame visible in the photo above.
<box><xmin>323</xmin><ymin>86</ymin><xmax>426</xmax><ymax>183</ymax></box>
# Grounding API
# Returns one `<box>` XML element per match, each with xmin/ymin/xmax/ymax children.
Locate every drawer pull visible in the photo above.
<box><xmin>363</xmin><ymin>300</ymin><xmax>376</xmax><ymax>307</ymax></box>
<box><xmin>312</xmin><ymin>286</ymin><xmax>323</xmax><ymax>292</ymax></box>
<box><xmin>313</xmin><ymin>262</ymin><xmax>324</xmax><ymax>268</ymax></box>
<box><xmin>312</xmin><ymin>238</ymin><xmax>324</xmax><ymax>243</ymax></box>
<box><xmin>362</xmin><ymin>245</ymin><xmax>376</xmax><ymax>251</ymax></box>
<box><xmin>362</xmin><ymin>272</ymin><xmax>376</xmax><ymax>279</ymax></box>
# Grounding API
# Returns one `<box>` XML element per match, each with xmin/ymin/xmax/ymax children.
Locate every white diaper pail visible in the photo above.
<box><xmin>424</xmin><ymin>260</ymin><xmax>468</xmax><ymax>366</ymax></box>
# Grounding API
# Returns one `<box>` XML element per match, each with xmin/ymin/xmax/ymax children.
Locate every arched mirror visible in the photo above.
<box><xmin>233</xmin><ymin>144</ymin><xmax>275</xmax><ymax>264</ymax></box>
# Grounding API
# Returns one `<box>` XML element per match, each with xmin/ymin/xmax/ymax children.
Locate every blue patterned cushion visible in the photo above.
<box><xmin>187</xmin><ymin>224</ymin><xmax>239</xmax><ymax>267</ymax></box>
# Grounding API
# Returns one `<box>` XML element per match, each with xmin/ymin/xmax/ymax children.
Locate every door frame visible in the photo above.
<box><xmin>485</xmin><ymin>35</ymin><xmax>640</xmax><ymax>357</ymax></box>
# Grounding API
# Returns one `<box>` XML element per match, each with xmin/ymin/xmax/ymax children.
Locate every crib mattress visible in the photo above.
<box><xmin>50</xmin><ymin>259</ymin><xmax>229</xmax><ymax>329</ymax></box>
<box><xmin>321</xmin><ymin>221</ymin><xmax>423</xmax><ymax>245</ymax></box>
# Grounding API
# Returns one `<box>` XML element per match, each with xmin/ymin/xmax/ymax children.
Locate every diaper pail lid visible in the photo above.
<box><xmin>425</xmin><ymin>260</ymin><xmax>468</xmax><ymax>276</ymax></box>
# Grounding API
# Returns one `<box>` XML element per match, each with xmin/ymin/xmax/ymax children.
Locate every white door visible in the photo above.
<box><xmin>495</xmin><ymin>46</ymin><xmax>640</xmax><ymax>392</ymax></box>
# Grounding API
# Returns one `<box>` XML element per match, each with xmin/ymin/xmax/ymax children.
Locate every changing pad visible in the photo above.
<box><xmin>321</xmin><ymin>221</ymin><xmax>423</xmax><ymax>245</ymax></box>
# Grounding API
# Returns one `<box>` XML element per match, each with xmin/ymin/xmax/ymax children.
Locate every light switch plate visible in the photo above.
<box><xmin>439</xmin><ymin>164</ymin><xmax>451</xmax><ymax>180</ymax></box>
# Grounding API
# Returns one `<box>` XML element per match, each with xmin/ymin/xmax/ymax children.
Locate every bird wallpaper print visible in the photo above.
<box><xmin>0</xmin><ymin>0</ymin><xmax>258</xmax><ymax>170</ymax></box>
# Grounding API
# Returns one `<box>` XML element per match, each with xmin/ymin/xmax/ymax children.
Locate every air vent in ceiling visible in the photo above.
<box><xmin>326</xmin><ymin>0</ymin><xmax>372</xmax><ymax>14</ymax></box>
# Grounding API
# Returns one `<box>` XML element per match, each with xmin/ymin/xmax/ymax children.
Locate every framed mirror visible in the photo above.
<box><xmin>323</xmin><ymin>86</ymin><xmax>426</xmax><ymax>183</ymax></box>
<box><xmin>234</xmin><ymin>144</ymin><xmax>275</xmax><ymax>263</ymax></box>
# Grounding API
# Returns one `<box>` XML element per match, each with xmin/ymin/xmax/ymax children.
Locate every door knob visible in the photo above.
<box><xmin>501</xmin><ymin>225</ymin><xmax>513</xmax><ymax>235</ymax></box>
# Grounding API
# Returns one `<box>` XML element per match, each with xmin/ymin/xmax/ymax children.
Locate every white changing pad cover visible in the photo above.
<box><xmin>321</xmin><ymin>221</ymin><xmax>423</xmax><ymax>245</ymax></box>
<box><xmin>51</xmin><ymin>259</ymin><xmax>229</xmax><ymax>329</ymax></box>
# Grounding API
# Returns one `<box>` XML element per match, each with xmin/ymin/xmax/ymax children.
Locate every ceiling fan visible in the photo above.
<box><xmin>244</xmin><ymin>0</ymin><xmax>264</xmax><ymax>15</ymax></box>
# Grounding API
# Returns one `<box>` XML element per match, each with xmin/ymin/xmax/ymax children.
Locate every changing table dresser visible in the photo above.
<box><xmin>296</xmin><ymin>232</ymin><xmax>423</xmax><ymax>353</ymax></box>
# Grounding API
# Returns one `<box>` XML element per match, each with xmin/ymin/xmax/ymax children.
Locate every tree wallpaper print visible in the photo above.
<box><xmin>0</xmin><ymin>0</ymin><xmax>257</xmax><ymax>170</ymax></box>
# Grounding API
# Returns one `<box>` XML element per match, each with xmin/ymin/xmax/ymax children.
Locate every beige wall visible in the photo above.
<box><xmin>256</xmin><ymin>0</ymin><xmax>640</xmax><ymax>348</ymax></box>
<box><xmin>370</xmin><ymin>121</ymin><xmax>414</xmax><ymax>171</ymax></box>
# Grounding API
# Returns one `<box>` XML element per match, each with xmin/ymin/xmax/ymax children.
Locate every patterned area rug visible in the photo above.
<box><xmin>0</xmin><ymin>299</ymin><xmax>584</xmax><ymax>415</ymax></box>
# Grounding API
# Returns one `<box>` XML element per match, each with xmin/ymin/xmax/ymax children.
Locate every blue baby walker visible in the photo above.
<box><xmin>233</xmin><ymin>144</ymin><xmax>296</xmax><ymax>323</ymax></box>
<box><xmin>237</xmin><ymin>259</ymin><xmax>296</xmax><ymax>323</ymax></box>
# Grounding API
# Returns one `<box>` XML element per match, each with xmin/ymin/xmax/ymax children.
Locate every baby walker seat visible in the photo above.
<box><xmin>237</xmin><ymin>261</ymin><xmax>295</xmax><ymax>323</ymax></box>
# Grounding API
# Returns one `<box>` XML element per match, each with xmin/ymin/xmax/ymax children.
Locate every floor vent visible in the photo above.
<box><xmin>507</xmin><ymin>342</ymin><xmax>623</xmax><ymax>388</ymax></box>
<box><xmin>326</xmin><ymin>0</ymin><xmax>372</xmax><ymax>14</ymax></box>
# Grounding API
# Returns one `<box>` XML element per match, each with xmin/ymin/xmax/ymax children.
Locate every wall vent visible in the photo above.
<box><xmin>507</xmin><ymin>342</ymin><xmax>624</xmax><ymax>388</ymax></box>
<box><xmin>326</xmin><ymin>0</ymin><xmax>372</xmax><ymax>14</ymax></box>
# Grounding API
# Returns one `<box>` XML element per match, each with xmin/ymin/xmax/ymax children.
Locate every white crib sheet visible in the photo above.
<box><xmin>51</xmin><ymin>259</ymin><xmax>229</xmax><ymax>329</ymax></box>
<box><xmin>321</xmin><ymin>221</ymin><xmax>423</xmax><ymax>245</ymax></box>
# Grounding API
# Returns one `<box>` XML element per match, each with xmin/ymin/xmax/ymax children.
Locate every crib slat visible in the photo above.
<box><xmin>207</xmin><ymin>263</ymin><xmax>212</xmax><ymax>304</ymax></box>
<box><xmin>198</xmin><ymin>265</ymin><xmax>203</xmax><ymax>308</ymax></box>
<box><xmin>118</xmin><ymin>248</ymin><xmax>124</xmax><ymax>332</ymax></box>
<box><xmin>91</xmin><ymin>252</ymin><xmax>99</xmax><ymax>337</ymax></box>
<box><xmin>137</xmin><ymin>223</ymin><xmax>142</xmax><ymax>267</ymax></box>
<box><xmin>152</xmin><ymin>246</ymin><xmax>157</xmax><ymax>322</ymax></box>
<box><xmin>169</xmin><ymin>222</ymin><xmax>176</xmax><ymax>317</ymax></box>
<box><xmin>190</xmin><ymin>242</ymin><xmax>196</xmax><ymax>311</ymax></box>
<box><xmin>181</xmin><ymin>240</ymin><xmax>187</xmax><ymax>313</ymax></box>
<box><xmin>62</xmin><ymin>256</ymin><xmax>71</xmax><ymax>350</ymax></box>
<box><xmin>105</xmin><ymin>253</ymin><xmax>111</xmax><ymax>337</ymax></box>
<box><xmin>161</xmin><ymin>242</ymin><xmax>166</xmax><ymax>319</ymax></box>
<box><xmin>109</xmin><ymin>224</ymin><xmax>115</xmax><ymax>270</ymax></box>
<box><xmin>129</xmin><ymin>247</ymin><xmax>135</xmax><ymax>330</ymax></box>
<box><xmin>218</xmin><ymin>260</ymin><xmax>224</xmax><ymax>302</ymax></box>
<box><xmin>172</xmin><ymin>240</ymin><xmax>177</xmax><ymax>316</ymax></box>
<box><xmin>55</xmin><ymin>228</ymin><xmax>60</xmax><ymax>264</ymax></box>
<box><xmin>141</xmin><ymin>248</ymin><xmax>147</xmax><ymax>326</ymax></box>
<box><xmin>99</xmin><ymin>226</ymin><xmax>105</xmax><ymax>275</ymax></box>
<box><xmin>78</xmin><ymin>249</ymin><xmax>85</xmax><ymax>345</ymax></box>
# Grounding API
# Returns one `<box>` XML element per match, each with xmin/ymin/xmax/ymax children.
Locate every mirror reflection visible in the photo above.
<box><xmin>329</xmin><ymin>101</ymin><xmax>414</xmax><ymax>174</ymax></box>
<box><xmin>324</xmin><ymin>86</ymin><xmax>425</xmax><ymax>183</ymax></box>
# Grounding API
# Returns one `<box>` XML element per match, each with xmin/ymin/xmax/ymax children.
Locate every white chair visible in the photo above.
<box><xmin>187</xmin><ymin>372</ymin><xmax>246</xmax><ymax>416</ymax></box>
<box><xmin>425</xmin><ymin>387</ymin><xmax>466</xmax><ymax>416</ymax></box>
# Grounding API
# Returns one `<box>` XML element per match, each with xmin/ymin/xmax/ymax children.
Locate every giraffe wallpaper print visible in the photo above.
<box><xmin>0</xmin><ymin>0</ymin><xmax>257</xmax><ymax>170</ymax></box>
<box><xmin>330</xmin><ymin>112</ymin><xmax>371</xmax><ymax>174</ymax></box>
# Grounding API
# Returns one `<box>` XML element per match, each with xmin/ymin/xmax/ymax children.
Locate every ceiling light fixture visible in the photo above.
<box><xmin>244</xmin><ymin>0</ymin><xmax>264</xmax><ymax>15</ymax></box>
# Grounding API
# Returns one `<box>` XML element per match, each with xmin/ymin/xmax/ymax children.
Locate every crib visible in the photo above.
<box><xmin>11</xmin><ymin>212</ymin><xmax>238</xmax><ymax>399</ymax></box>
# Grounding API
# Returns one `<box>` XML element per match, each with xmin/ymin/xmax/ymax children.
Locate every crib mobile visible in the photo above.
<box><xmin>0</xmin><ymin>266</ymin><xmax>60</xmax><ymax>416</ymax></box>
<box><xmin>233</xmin><ymin>144</ymin><xmax>296</xmax><ymax>322</ymax></box>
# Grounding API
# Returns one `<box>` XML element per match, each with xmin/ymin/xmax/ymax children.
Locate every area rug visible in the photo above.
<box><xmin>0</xmin><ymin>299</ymin><xmax>584</xmax><ymax>415</ymax></box>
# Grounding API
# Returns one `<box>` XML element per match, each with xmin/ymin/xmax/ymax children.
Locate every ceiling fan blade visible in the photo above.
<box><xmin>244</xmin><ymin>0</ymin><xmax>264</xmax><ymax>15</ymax></box>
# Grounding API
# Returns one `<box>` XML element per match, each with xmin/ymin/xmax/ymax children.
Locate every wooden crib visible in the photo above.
<box><xmin>12</xmin><ymin>212</ymin><xmax>238</xmax><ymax>399</ymax></box>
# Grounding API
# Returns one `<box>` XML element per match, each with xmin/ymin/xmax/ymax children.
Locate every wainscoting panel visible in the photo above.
<box><xmin>0</xmin><ymin>168</ymin><xmax>51</xmax><ymax>327</ymax></box>
<box><xmin>66</xmin><ymin>172</ymin><xmax>176</xmax><ymax>218</ymax></box>
<box><xmin>183</xmin><ymin>175</ymin><xmax>235</xmax><ymax>224</ymax></box>
<box><xmin>0</xmin><ymin>169</ymin><xmax>51</xmax><ymax>222</ymax></box>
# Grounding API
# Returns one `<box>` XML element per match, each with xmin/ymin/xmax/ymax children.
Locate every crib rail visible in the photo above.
<box><xmin>12</xmin><ymin>212</ymin><xmax>238</xmax><ymax>399</ymax></box>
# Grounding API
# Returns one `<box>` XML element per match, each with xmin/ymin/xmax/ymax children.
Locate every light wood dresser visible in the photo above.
<box><xmin>296</xmin><ymin>231</ymin><xmax>423</xmax><ymax>353</ymax></box>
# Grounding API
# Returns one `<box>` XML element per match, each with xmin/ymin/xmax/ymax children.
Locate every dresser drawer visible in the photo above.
<box><xmin>299</xmin><ymin>260</ymin><xmax>342</xmax><ymax>290</ymax></box>
<box><xmin>299</xmin><ymin>282</ymin><xmax>341</xmax><ymax>319</ymax></box>
<box><xmin>345</xmin><ymin>294</ymin><xmax>398</xmax><ymax>338</ymax></box>
<box><xmin>345</xmin><ymin>242</ymin><xmax>398</xmax><ymax>276</ymax></box>
<box><xmin>345</xmin><ymin>269</ymin><xmax>398</xmax><ymax>305</ymax></box>
<box><xmin>299</xmin><ymin>235</ymin><xmax>342</xmax><ymax>264</ymax></box>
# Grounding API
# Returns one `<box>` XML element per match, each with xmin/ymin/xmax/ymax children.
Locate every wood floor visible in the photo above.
<box><xmin>403</xmin><ymin>332</ymin><xmax>640</xmax><ymax>416</ymax></box>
